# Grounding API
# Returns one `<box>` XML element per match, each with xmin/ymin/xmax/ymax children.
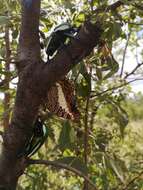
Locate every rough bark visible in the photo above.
<box><xmin>0</xmin><ymin>0</ymin><xmax>102</xmax><ymax>189</ymax></box>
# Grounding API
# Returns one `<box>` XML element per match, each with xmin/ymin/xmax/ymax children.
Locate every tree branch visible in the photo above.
<box><xmin>124</xmin><ymin>63</ymin><xmax>143</xmax><ymax>79</ymax></box>
<box><xmin>28</xmin><ymin>159</ymin><xmax>99</xmax><ymax>190</ymax></box>
<box><xmin>91</xmin><ymin>78</ymin><xmax>143</xmax><ymax>98</ymax></box>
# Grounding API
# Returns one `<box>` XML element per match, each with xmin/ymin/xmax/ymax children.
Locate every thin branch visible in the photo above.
<box><xmin>91</xmin><ymin>78</ymin><xmax>143</xmax><ymax>98</ymax></box>
<box><xmin>28</xmin><ymin>159</ymin><xmax>99</xmax><ymax>190</ymax></box>
<box><xmin>124</xmin><ymin>63</ymin><xmax>143</xmax><ymax>79</ymax></box>
<box><xmin>120</xmin><ymin>31</ymin><xmax>132</xmax><ymax>77</ymax></box>
<box><xmin>122</xmin><ymin>171</ymin><xmax>143</xmax><ymax>190</ymax></box>
<box><xmin>23</xmin><ymin>172</ymin><xmax>36</xmax><ymax>180</ymax></box>
<box><xmin>83</xmin><ymin>67</ymin><xmax>92</xmax><ymax>190</ymax></box>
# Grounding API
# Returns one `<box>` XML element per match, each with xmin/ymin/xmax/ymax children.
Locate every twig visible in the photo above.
<box><xmin>122</xmin><ymin>171</ymin><xmax>143</xmax><ymax>190</ymax></box>
<box><xmin>23</xmin><ymin>172</ymin><xmax>36</xmax><ymax>180</ymax></box>
<box><xmin>83</xmin><ymin>67</ymin><xmax>92</xmax><ymax>190</ymax></box>
<box><xmin>91</xmin><ymin>78</ymin><xmax>143</xmax><ymax>98</ymax></box>
<box><xmin>28</xmin><ymin>159</ymin><xmax>99</xmax><ymax>190</ymax></box>
<box><xmin>120</xmin><ymin>31</ymin><xmax>132</xmax><ymax>77</ymax></box>
<box><xmin>124</xmin><ymin>63</ymin><xmax>143</xmax><ymax>79</ymax></box>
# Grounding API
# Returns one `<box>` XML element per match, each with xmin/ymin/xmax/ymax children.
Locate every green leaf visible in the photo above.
<box><xmin>113</xmin><ymin>22</ymin><xmax>122</xmax><ymax>39</ymax></box>
<box><xmin>0</xmin><ymin>47</ymin><xmax>6</xmax><ymax>58</ymax></box>
<box><xmin>0</xmin><ymin>16</ymin><xmax>9</xmax><ymax>25</ymax></box>
<box><xmin>117</xmin><ymin>106</ymin><xmax>129</xmax><ymax>136</ymax></box>
<box><xmin>104</xmin><ymin>21</ymin><xmax>122</xmax><ymax>41</ymax></box>
<box><xmin>94</xmin><ymin>152</ymin><xmax>104</xmax><ymax>163</ymax></box>
<box><xmin>110</xmin><ymin>102</ymin><xmax>129</xmax><ymax>136</ymax></box>
<box><xmin>105</xmin><ymin>155</ymin><xmax>126</xmax><ymax>184</ymax></box>
<box><xmin>58</xmin><ymin>121</ymin><xmax>75</xmax><ymax>151</ymax></box>
<box><xmin>96</xmin><ymin>67</ymin><xmax>102</xmax><ymax>81</ymax></box>
<box><xmin>74</xmin><ymin>12</ymin><xmax>85</xmax><ymax>26</ymax></box>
